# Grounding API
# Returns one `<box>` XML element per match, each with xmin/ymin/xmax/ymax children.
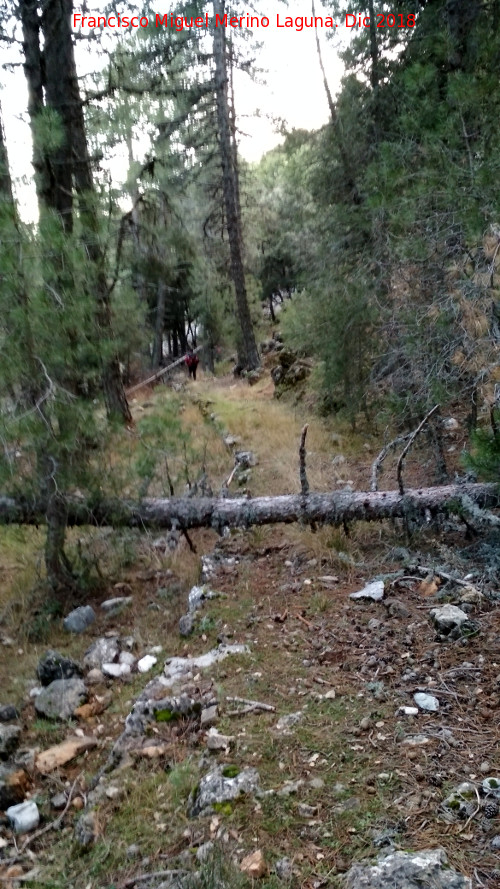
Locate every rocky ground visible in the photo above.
<box><xmin>0</xmin><ymin>370</ymin><xmax>499</xmax><ymax>889</ymax></box>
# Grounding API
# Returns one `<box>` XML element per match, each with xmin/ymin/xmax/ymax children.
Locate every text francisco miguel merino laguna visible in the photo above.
<box><xmin>72</xmin><ymin>11</ymin><xmax>416</xmax><ymax>31</ymax></box>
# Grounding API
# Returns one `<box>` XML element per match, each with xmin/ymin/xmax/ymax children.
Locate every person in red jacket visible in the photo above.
<box><xmin>185</xmin><ymin>347</ymin><xmax>199</xmax><ymax>381</ymax></box>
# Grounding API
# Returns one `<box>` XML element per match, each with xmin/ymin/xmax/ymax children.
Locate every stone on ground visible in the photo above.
<box><xmin>350</xmin><ymin>580</ymin><xmax>385</xmax><ymax>602</ymax></box>
<box><xmin>37</xmin><ymin>650</ymin><xmax>83</xmax><ymax>686</ymax></box>
<box><xmin>344</xmin><ymin>849</ymin><xmax>470</xmax><ymax>888</ymax></box>
<box><xmin>0</xmin><ymin>724</ymin><xmax>21</xmax><ymax>759</ymax></box>
<box><xmin>188</xmin><ymin>765</ymin><xmax>260</xmax><ymax>817</ymax></box>
<box><xmin>34</xmin><ymin>678</ymin><xmax>87</xmax><ymax>720</ymax></box>
<box><xmin>63</xmin><ymin>605</ymin><xmax>96</xmax><ymax>633</ymax></box>
<box><xmin>35</xmin><ymin>736</ymin><xmax>98</xmax><ymax>774</ymax></box>
<box><xmin>83</xmin><ymin>637</ymin><xmax>120</xmax><ymax>670</ymax></box>
<box><xmin>6</xmin><ymin>800</ymin><xmax>40</xmax><ymax>834</ymax></box>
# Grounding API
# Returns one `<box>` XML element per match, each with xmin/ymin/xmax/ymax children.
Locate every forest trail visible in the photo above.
<box><xmin>0</xmin><ymin>369</ymin><xmax>499</xmax><ymax>889</ymax></box>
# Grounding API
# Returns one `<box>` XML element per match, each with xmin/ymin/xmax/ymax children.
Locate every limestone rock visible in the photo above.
<box><xmin>137</xmin><ymin>655</ymin><xmax>157</xmax><ymax>673</ymax></box>
<box><xmin>6</xmin><ymin>800</ymin><xmax>40</xmax><ymax>834</ymax></box>
<box><xmin>413</xmin><ymin>692</ymin><xmax>439</xmax><ymax>712</ymax></box>
<box><xmin>188</xmin><ymin>765</ymin><xmax>260</xmax><ymax>817</ymax></box>
<box><xmin>74</xmin><ymin>811</ymin><xmax>97</xmax><ymax>847</ymax></box>
<box><xmin>275</xmin><ymin>711</ymin><xmax>303</xmax><ymax>732</ymax></box>
<box><xmin>0</xmin><ymin>724</ymin><xmax>21</xmax><ymax>759</ymax></box>
<box><xmin>179</xmin><ymin>614</ymin><xmax>194</xmax><ymax>637</ymax></box>
<box><xmin>344</xmin><ymin>849</ymin><xmax>470</xmax><ymax>889</ymax></box>
<box><xmin>429</xmin><ymin>605</ymin><xmax>469</xmax><ymax>637</ymax></box>
<box><xmin>34</xmin><ymin>678</ymin><xmax>88</xmax><ymax>720</ymax></box>
<box><xmin>350</xmin><ymin>580</ymin><xmax>385</xmax><ymax>602</ymax></box>
<box><xmin>37</xmin><ymin>650</ymin><xmax>83</xmax><ymax>686</ymax></box>
<box><xmin>102</xmin><ymin>662</ymin><xmax>131</xmax><ymax>678</ymax></box>
<box><xmin>63</xmin><ymin>605</ymin><xmax>96</xmax><ymax>634</ymax></box>
<box><xmin>100</xmin><ymin>596</ymin><xmax>133</xmax><ymax>615</ymax></box>
<box><xmin>83</xmin><ymin>637</ymin><xmax>120</xmax><ymax>670</ymax></box>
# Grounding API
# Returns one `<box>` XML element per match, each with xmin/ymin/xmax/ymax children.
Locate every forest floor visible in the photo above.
<box><xmin>1</xmin><ymin>365</ymin><xmax>500</xmax><ymax>889</ymax></box>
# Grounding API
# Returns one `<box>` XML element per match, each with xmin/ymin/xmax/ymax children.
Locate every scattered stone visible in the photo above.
<box><xmin>37</xmin><ymin>650</ymin><xmax>83</xmax><ymax>686</ymax></box>
<box><xmin>309</xmin><ymin>777</ymin><xmax>325</xmax><ymax>790</ymax></box>
<box><xmin>413</xmin><ymin>692</ymin><xmax>439</xmax><ymax>712</ymax></box>
<box><xmin>297</xmin><ymin>802</ymin><xmax>318</xmax><ymax>818</ymax></box>
<box><xmin>235</xmin><ymin>450</ymin><xmax>258</xmax><ymax>469</ymax></box>
<box><xmin>163</xmin><ymin>644</ymin><xmax>249</xmax><ymax>687</ymax></box>
<box><xmin>200</xmin><ymin>705</ymin><xmax>218</xmax><ymax>729</ymax></box>
<box><xmin>359</xmin><ymin>716</ymin><xmax>372</xmax><ymax>731</ymax></box>
<box><xmin>240</xmin><ymin>849</ymin><xmax>267</xmax><ymax>878</ymax></box>
<box><xmin>35</xmin><ymin>736</ymin><xmax>98</xmax><ymax>775</ymax></box>
<box><xmin>196</xmin><ymin>841</ymin><xmax>215</xmax><ymax>863</ymax></box>
<box><xmin>137</xmin><ymin>655</ymin><xmax>157</xmax><ymax>673</ymax></box>
<box><xmin>0</xmin><ymin>705</ymin><xmax>19</xmax><ymax>722</ymax></box>
<box><xmin>429</xmin><ymin>605</ymin><xmax>469</xmax><ymax>638</ymax></box>
<box><xmin>275</xmin><ymin>711</ymin><xmax>303</xmax><ymax>732</ymax></box>
<box><xmin>384</xmin><ymin>598</ymin><xmax>410</xmax><ymax>619</ymax></box>
<box><xmin>188</xmin><ymin>765</ymin><xmax>260</xmax><ymax>817</ymax></box>
<box><xmin>74</xmin><ymin>811</ymin><xmax>97</xmax><ymax>847</ymax></box>
<box><xmin>344</xmin><ymin>848</ymin><xmax>469</xmax><ymax>889</ymax></box>
<box><xmin>179</xmin><ymin>614</ymin><xmax>194</xmax><ymax>637</ymax></box>
<box><xmin>350</xmin><ymin>580</ymin><xmax>385</xmax><ymax>602</ymax></box>
<box><xmin>397</xmin><ymin>706</ymin><xmax>419</xmax><ymax>717</ymax></box>
<box><xmin>63</xmin><ymin>605</ymin><xmax>96</xmax><ymax>634</ymax></box>
<box><xmin>0</xmin><ymin>725</ymin><xmax>21</xmax><ymax>759</ymax></box>
<box><xmin>188</xmin><ymin>585</ymin><xmax>219</xmax><ymax>612</ymax></box>
<box><xmin>278</xmin><ymin>780</ymin><xmax>304</xmax><ymax>797</ymax></box>
<box><xmin>102</xmin><ymin>662</ymin><xmax>131</xmax><ymax>679</ymax></box>
<box><xmin>275</xmin><ymin>857</ymin><xmax>293</xmax><ymax>880</ymax></box>
<box><xmin>126</xmin><ymin>843</ymin><xmax>141</xmax><ymax>859</ymax></box>
<box><xmin>101</xmin><ymin>596</ymin><xmax>133</xmax><ymax>614</ymax></box>
<box><xmin>483</xmin><ymin>777</ymin><xmax>500</xmax><ymax>799</ymax></box>
<box><xmin>368</xmin><ymin>618</ymin><xmax>382</xmax><ymax>630</ymax></box>
<box><xmin>6</xmin><ymin>800</ymin><xmax>40</xmax><ymax>834</ymax></box>
<box><xmin>201</xmin><ymin>731</ymin><xmax>232</xmax><ymax>758</ymax></box>
<box><xmin>86</xmin><ymin>668</ymin><xmax>105</xmax><ymax>685</ymax></box>
<box><xmin>83</xmin><ymin>637</ymin><xmax>120</xmax><ymax>670</ymax></box>
<box><xmin>0</xmin><ymin>767</ymin><xmax>31</xmax><ymax>809</ymax></box>
<box><xmin>441</xmin><ymin>782</ymin><xmax>477</xmax><ymax>821</ymax></box>
<box><xmin>443</xmin><ymin>418</ymin><xmax>459</xmax><ymax>431</ymax></box>
<box><xmin>105</xmin><ymin>785</ymin><xmax>122</xmax><ymax>800</ymax></box>
<box><xmin>400</xmin><ymin>734</ymin><xmax>431</xmax><ymax>746</ymax></box>
<box><xmin>51</xmin><ymin>792</ymin><xmax>67</xmax><ymax>810</ymax></box>
<box><xmin>490</xmin><ymin>836</ymin><xmax>500</xmax><ymax>850</ymax></box>
<box><xmin>34</xmin><ymin>678</ymin><xmax>88</xmax><ymax>720</ymax></box>
<box><xmin>119</xmin><ymin>651</ymin><xmax>136</xmax><ymax>667</ymax></box>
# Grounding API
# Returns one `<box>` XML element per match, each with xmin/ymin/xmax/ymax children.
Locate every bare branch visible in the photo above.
<box><xmin>397</xmin><ymin>405</ymin><xmax>440</xmax><ymax>495</ymax></box>
<box><xmin>299</xmin><ymin>424</ymin><xmax>309</xmax><ymax>496</ymax></box>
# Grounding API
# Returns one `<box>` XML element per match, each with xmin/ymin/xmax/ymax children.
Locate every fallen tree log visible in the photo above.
<box><xmin>0</xmin><ymin>483</ymin><xmax>498</xmax><ymax>532</ymax></box>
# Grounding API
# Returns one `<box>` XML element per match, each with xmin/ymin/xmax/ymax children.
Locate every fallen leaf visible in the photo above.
<box><xmin>418</xmin><ymin>576</ymin><xmax>441</xmax><ymax>596</ymax></box>
<box><xmin>74</xmin><ymin>694</ymin><xmax>112</xmax><ymax>720</ymax></box>
<box><xmin>36</xmin><ymin>737</ymin><xmax>98</xmax><ymax>775</ymax></box>
<box><xmin>240</xmin><ymin>849</ymin><xmax>267</xmax><ymax>878</ymax></box>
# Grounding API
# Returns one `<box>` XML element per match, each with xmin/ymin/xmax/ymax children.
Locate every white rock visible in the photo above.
<box><xmin>119</xmin><ymin>651</ymin><xmax>136</xmax><ymax>667</ymax></box>
<box><xmin>137</xmin><ymin>655</ymin><xmax>157</xmax><ymax>673</ymax></box>
<box><xmin>6</xmin><ymin>800</ymin><xmax>40</xmax><ymax>834</ymax></box>
<box><xmin>430</xmin><ymin>604</ymin><xmax>468</xmax><ymax>631</ymax></box>
<box><xmin>482</xmin><ymin>777</ymin><xmax>500</xmax><ymax>798</ymax></box>
<box><xmin>350</xmin><ymin>580</ymin><xmax>385</xmax><ymax>602</ymax></box>
<box><xmin>398</xmin><ymin>706</ymin><xmax>419</xmax><ymax>716</ymax></box>
<box><xmin>102</xmin><ymin>662</ymin><xmax>131</xmax><ymax>678</ymax></box>
<box><xmin>414</xmin><ymin>692</ymin><xmax>439</xmax><ymax>712</ymax></box>
<box><xmin>101</xmin><ymin>596</ymin><xmax>133</xmax><ymax>613</ymax></box>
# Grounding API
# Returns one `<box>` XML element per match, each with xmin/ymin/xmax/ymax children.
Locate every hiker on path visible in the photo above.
<box><xmin>185</xmin><ymin>347</ymin><xmax>199</xmax><ymax>381</ymax></box>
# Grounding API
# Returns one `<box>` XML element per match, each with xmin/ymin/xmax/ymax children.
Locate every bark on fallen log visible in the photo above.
<box><xmin>0</xmin><ymin>483</ymin><xmax>498</xmax><ymax>531</ymax></box>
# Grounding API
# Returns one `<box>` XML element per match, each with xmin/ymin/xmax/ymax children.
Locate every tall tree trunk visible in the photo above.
<box><xmin>152</xmin><ymin>281</ymin><xmax>166</xmax><ymax>368</ymax></box>
<box><xmin>40</xmin><ymin>0</ymin><xmax>132</xmax><ymax>422</ymax></box>
<box><xmin>312</xmin><ymin>0</ymin><xmax>361</xmax><ymax>204</ymax></box>
<box><xmin>212</xmin><ymin>0</ymin><xmax>259</xmax><ymax>370</ymax></box>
